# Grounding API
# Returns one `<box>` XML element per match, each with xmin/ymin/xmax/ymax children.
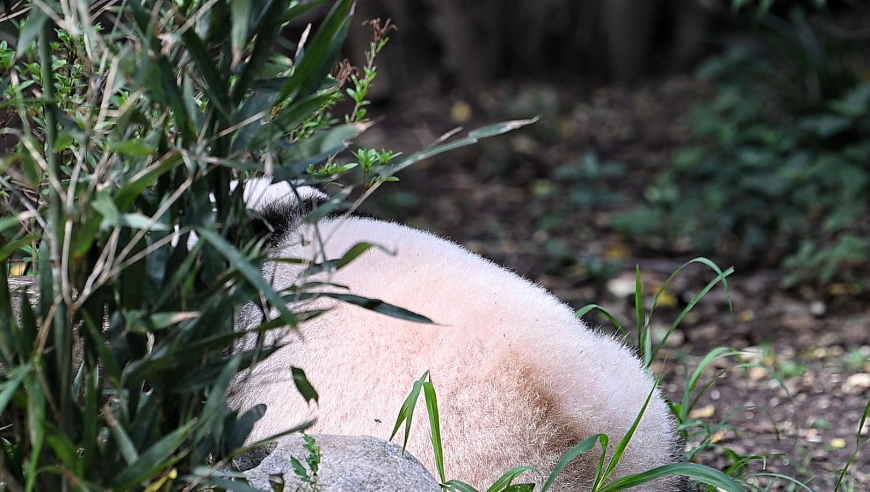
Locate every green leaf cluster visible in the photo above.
<box><xmin>0</xmin><ymin>0</ymin><xmax>535</xmax><ymax>489</ymax></box>
<box><xmin>614</xmin><ymin>6</ymin><xmax>870</xmax><ymax>286</ymax></box>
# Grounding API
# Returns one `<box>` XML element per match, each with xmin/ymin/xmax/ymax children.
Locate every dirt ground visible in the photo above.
<box><xmin>357</xmin><ymin>75</ymin><xmax>870</xmax><ymax>490</ymax></box>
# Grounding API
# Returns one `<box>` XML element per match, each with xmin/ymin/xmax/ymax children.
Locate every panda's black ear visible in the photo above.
<box><xmin>248</xmin><ymin>209</ymin><xmax>273</xmax><ymax>238</ymax></box>
<box><xmin>299</xmin><ymin>191</ymin><xmax>329</xmax><ymax>215</ymax></box>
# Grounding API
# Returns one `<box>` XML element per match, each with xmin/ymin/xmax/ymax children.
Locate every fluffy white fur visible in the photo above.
<box><xmin>227</xmin><ymin>179</ymin><xmax>686</xmax><ymax>491</ymax></box>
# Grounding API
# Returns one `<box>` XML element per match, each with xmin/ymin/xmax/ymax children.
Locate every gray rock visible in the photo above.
<box><xmin>242</xmin><ymin>434</ymin><xmax>441</xmax><ymax>492</ymax></box>
<box><xmin>8</xmin><ymin>276</ymin><xmax>38</xmax><ymax>323</ymax></box>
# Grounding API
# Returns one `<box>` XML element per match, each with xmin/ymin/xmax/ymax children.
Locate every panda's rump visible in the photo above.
<box><xmin>232</xmin><ymin>214</ymin><xmax>683</xmax><ymax>490</ymax></box>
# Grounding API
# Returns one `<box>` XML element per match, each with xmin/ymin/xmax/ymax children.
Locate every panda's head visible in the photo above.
<box><xmin>179</xmin><ymin>178</ymin><xmax>328</xmax><ymax>250</ymax></box>
<box><xmin>242</xmin><ymin>178</ymin><xmax>329</xmax><ymax>248</ymax></box>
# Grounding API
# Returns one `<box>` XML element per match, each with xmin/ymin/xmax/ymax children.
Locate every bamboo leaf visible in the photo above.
<box><xmin>290</xmin><ymin>291</ymin><xmax>432</xmax><ymax>324</ymax></box>
<box><xmin>106</xmin><ymin>405</ymin><xmax>140</xmax><ymax>465</ymax></box>
<box><xmin>111</xmin><ymin>420</ymin><xmax>197</xmax><ymax>489</ymax></box>
<box><xmin>225</xmin><ymin>404</ymin><xmax>267</xmax><ymax>453</ymax></box>
<box><xmin>291</xmin><ymin>366</ymin><xmax>319</xmax><ymax>404</ymax></box>
<box><xmin>180</xmin><ymin>27</ymin><xmax>232</xmax><ymax>121</ymax></box>
<box><xmin>300</xmin><ymin>242</ymin><xmax>388</xmax><ymax>276</ymax></box>
<box><xmin>17</xmin><ymin>5</ymin><xmax>49</xmax><ymax>57</ymax></box>
<box><xmin>110</xmin><ymin>140</ymin><xmax>155</xmax><ymax>157</ymax></box>
<box><xmin>276</xmin><ymin>122</ymin><xmax>371</xmax><ymax>172</ymax></box>
<box><xmin>114</xmin><ymin>154</ymin><xmax>182</xmax><ymax>210</ymax></box>
<box><xmin>195</xmin><ymin>228</ymin><xmax>298</xmax><ymax>328</ymax></box>
<box><xmin>24</xmin><ymin>374</ymin><xmax>46</xmax><ymax>492</ymax></box>
<box><xmin>231</xmin><ymin>0</ymin><xmax>251</xmax><ymax>66</ymax></box>
<box><xmin>266</xmin><ymin>0</ymin><xmax>329</xmax><ymax>26</ymax></box>
<box><xmin>0</xmin><ymin>234</ymin><xmax>36</xmax><ymax>262</ymax></box>
<box><xmin>45</xmin><ymin>424</ymin><xmax>80</xmax><ymax>471</ymax></box>
<box><xmin>275</xmin><ymin>0</ymin><xmax>352</xmax><ymax>104</ymax></box>
<box><xmin>383</xmin><ymin>119</ymin><xmax>538</xmax><ymax>178</ymax></box>
<box><xmin>249</xmin><ymin>90</ymin><xmax>335</xmax><ymax>149</ymax></box>
<box><xmin>232</xmin><ymin>0</ymin><xmax>288</xmax><ymax>103</ymax></box>
<box><xmin>0</xmin><ymin>365</ymin><xmax>31</xmax><ymax>415</ymax></box>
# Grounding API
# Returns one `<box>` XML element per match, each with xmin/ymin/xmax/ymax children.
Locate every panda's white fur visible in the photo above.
<box><xmin>227</xmin><ymin>179</ymin><xmax>688</xmax><ymax>491</ymax></box>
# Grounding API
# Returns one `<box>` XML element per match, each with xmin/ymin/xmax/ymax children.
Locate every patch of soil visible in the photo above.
<box><xmin>358</xmin><ymin>75</ymin><xmax>870</xmax><ymax>490</ymax></box>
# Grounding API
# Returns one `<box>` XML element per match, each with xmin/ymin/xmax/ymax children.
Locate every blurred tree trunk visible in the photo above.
<box><xmin>341</xmin><ymin>0</ymin><xmax>713</xmax><ymax>89</ymax></box>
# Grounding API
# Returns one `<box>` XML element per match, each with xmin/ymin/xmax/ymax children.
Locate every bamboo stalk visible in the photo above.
<box><xmin>39</xmin><ymin>23</ymin><xmax>72</xmax><ymax>446</ymax></box>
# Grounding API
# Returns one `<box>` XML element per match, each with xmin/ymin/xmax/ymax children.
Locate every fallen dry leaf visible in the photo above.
<box><xmin>748</xmin><ymin>366</ymin><xmax>768</xmax><ymax>381</ymax></box>
<box><xmin>689</xmin><ymin>404</ymin><xmax>715</xmax><ymax>419</ymax></box>
<box><xmin>450</xmin><ymin>101</ymin><xmax>472</xmax><ymax>123</ymax></box>
<box><xmin>843</xmin><ymin>373</ymin><xmax>870</xmax><ymax>393</ymax></box>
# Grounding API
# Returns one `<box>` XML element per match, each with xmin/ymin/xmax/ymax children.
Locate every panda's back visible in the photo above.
<box><xmin>232</xmin><ymin>215</ymin><xmax>684</xmax><ymax>491</ymax></box>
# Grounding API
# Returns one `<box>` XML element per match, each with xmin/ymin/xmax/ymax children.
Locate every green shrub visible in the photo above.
<box><xmin>614</xmin><ymin>6</ymin><xmax>870</xmax><ymax>286</ymax></box>
<box><xmin>0</xmin><ymin>0</ymin><xmax>531</xmax><ymax>489</ymax></box>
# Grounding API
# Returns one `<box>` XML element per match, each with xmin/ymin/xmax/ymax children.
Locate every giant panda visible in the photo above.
<box><xmin>226</xmin><ymin>178</ymin><xmax>689</xmax><ymax>492</ymax></box>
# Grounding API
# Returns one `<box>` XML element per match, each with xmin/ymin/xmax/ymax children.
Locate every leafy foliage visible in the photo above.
<box><xmin>0</xmin><ymin>0</ymin><xmax>533</xmax><ymax>490</ymax></box>
<box><xmin>614</xmin><ymin>5</ymin><xmax>870</xmax><ymax>286</ymax></box>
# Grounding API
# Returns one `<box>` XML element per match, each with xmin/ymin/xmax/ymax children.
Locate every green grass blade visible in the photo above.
<box><xmin>649</xmin><ymin>262</ymin><xmax>733</xmax><ymax>363</ymax></box>
<box><xmin>646</xmin><ymin>257</ymin><xmax>732</xmax><ymax>324</ymax></box>
<box><xmin>857</xmin><ymin>397</ymin><xmax>870</xmax><ymax>448</ymax></box>
<box><xmin>423</xmin><ymin>380</ymin><xmax>445</xmax><ymax>483</ymax></box>
<box><xmin>503</xmin><ymin>485</ymin><xmax>534</xmax><ymax>492</ymax></box>
<box><xmin>599</xmin><ymin>388</ymin><xmax>656</xmax><ymax>485</ymax></box>
<box><xmin>442</xmin><ymin>481</ymin><xmax>480</xmax><ymax>492</ymax></box>
<box><xmin>633</xmin><ymin>266</ymin><xmax>648</xmax><ymax>363</ymax></box>
<box><xmin>390</xmin><ymin>371</ymin><xmax>428</xmax><ymax>452</ymax></box>
<box><xmin>484</xmin><ymin>466</ymin><xmax>539</xmax><ymax>492</ymax></box>
<box><xmin>541</xmin><ymin>434</ymin><xmax>606</xmax><ymax>492</ymax></box>
<box><xmin>574</xmin><ymin>304</ymin><xmax>625</xmax><ymax>335</ymax></box>
<box><xmin>681</xmin><ymin>347</ymin><xmax>736</xmax><ymax>421</ymax></box>
<box><xmin>749</xmin><ymin>472</ymin><xmax>813</xmax><ymax>491</ymax></box>
<box><xmin>598</xmin><ymin>462</ymin><xmax>744</xmax><ymax>492</ymax></box>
